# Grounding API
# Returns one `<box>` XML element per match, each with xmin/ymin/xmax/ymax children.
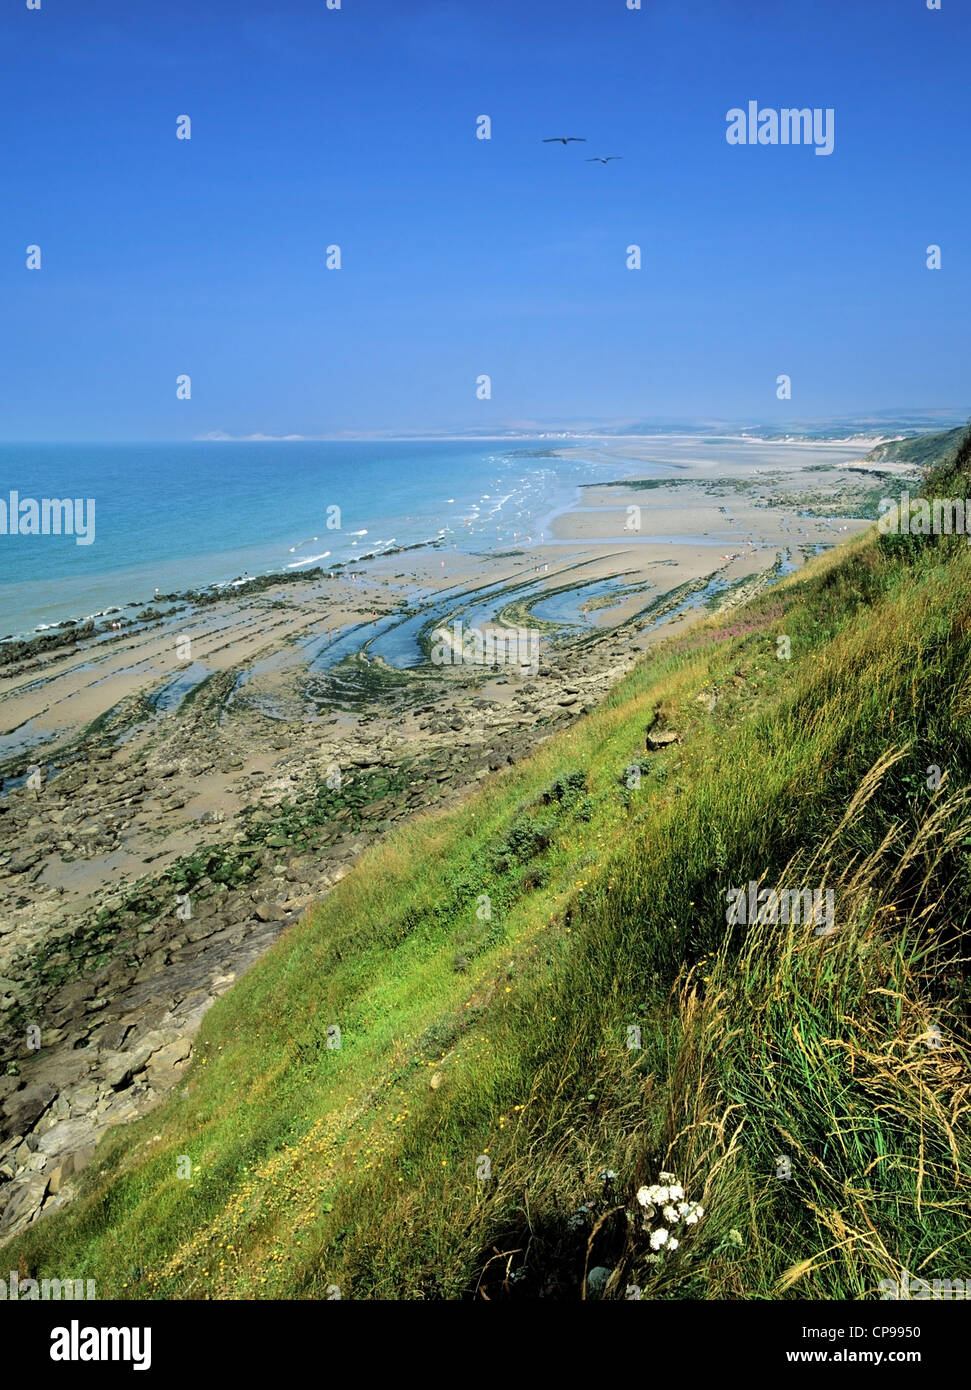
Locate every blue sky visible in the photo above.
<box><xmin>2</xmin><ymin>0</ymin><xmax>968</xmax><ymax>440</ymax></box>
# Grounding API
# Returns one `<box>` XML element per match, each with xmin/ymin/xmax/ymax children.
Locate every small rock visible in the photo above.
<box><xmin>646</xmin><ymin>729</ymin><xmax>680</xmax><ymax>751</ymax></box>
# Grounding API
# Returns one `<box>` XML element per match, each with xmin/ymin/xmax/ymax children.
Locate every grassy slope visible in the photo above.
<box><xmin>863</xmin><ymin>424</ymin><xmax>968</xmax><ymax>468</ymax></box>
<box><xmin>7</xmin><ymin>442</ymin><xmax>971</xmax><ymax>1301</ymax></box>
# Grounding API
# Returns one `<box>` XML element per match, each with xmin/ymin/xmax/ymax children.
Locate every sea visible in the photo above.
<box><xmin>0</xmin><ymin>434</ymin><xmax>871</xmax><ymax>641</ymax></box>
<box><xmin>0</xmin><ymin>439</ymin><xmax>608</xmax><ymax>641</ymax></box>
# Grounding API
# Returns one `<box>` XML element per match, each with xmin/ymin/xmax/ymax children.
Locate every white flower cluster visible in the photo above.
<box><xmin>633</xmin><ymin>1171</ymin><xmax>704</xmax><ymax>1253</ymax></box>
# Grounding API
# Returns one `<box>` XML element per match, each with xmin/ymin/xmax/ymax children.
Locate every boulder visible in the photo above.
<box><xmin>0</xmin><ymin>1171</ymin><xmax>48</xmax><ymax>1233</ymax></box>
<box><xmin>2</xmin><ymin>1082</ymin><xmax>57</xmax><ymax>1135</ymax></box>
<box><xmin>47</xmin><ymin>1156</ymin><xmax>75</xmax><ymax>1193</ymax></box>
<box><xmin>254</xmin><ymin>900</ymin><xmax>286</xmax><ymax>922</ymax></box>
<box><xmin>146</xmin><ymin>1038</ymin><xmax>191</xmax><ymax>1076</ymax></box>
<box><xmin>34</xmin><ymin>1117</ymin><xmax>100</xmax><ymax>1158</ymax></box>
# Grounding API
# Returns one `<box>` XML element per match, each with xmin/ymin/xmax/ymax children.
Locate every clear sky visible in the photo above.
<box><xmin>2</xmin><ymin>0</ymin><xmax>969</xmax><ymax>440</ymax></box>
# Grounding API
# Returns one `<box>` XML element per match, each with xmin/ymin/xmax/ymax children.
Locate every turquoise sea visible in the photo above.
<box><xmin>0</xmin><ymin>434</ymin><xmax>874</xmax><ymax>641</ymax></box>
<box><xmin>0</xmin><ymin>439</ymin><xmax>607</xmax><ymax>640</ymax></box>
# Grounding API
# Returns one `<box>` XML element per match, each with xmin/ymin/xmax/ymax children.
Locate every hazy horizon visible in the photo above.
<box><xmin>2</xmin><ymin>408</ymin><xmax>969</xmax><ymax>447</ymax></box>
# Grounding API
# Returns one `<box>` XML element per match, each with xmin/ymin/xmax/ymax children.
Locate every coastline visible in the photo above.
<box><xmin>0</xmin><ymin>432</ymin><xmax>891</xmax><ymax>1240</ymax></box>
<box><xmin>0</xmin><ymin>432</ymin><xmax>892</xmax><ymax>647</ymax></box>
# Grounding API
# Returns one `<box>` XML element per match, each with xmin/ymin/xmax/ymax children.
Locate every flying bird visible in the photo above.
<box><xmin>586</xmin><ymin>155</ymin><xmax>622</xmax><ymax>164</ymax></box>
<box><xmin>542</xmin><ymin>137</ymin><xmax>586</xmax><ymax>145</ymax></box>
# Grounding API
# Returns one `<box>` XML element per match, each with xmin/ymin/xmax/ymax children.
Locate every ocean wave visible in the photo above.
<box><xmin>487</xmin><ymin>492</ymin><xmax>514</xmax><ymax>513</ymax></box>
<box><xmin>286</xmin><ymin>551</ymin><xmax>331</xmax><ymax>569</ymax></box>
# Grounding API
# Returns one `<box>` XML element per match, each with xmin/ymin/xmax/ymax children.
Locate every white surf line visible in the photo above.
<box><xmin>286</xmin><ymin>551</ymin><xmax>331</xmax><ymax>569</ymax></box>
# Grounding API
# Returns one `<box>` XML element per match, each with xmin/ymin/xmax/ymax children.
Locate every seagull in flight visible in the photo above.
<box><xmin>586</xmin><ymin>155</ymin><xmax>622</xmax><ymax>164</ymax></box>
<box><xmin>542</xmin><ymin>136</ymin><xmax>586</xmax><ymax>145</ymax></box>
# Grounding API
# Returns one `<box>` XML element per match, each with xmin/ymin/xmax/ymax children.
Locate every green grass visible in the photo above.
<box><xmin>863</xmin><ymin>423</ymin><xmax>968</xmax><ymax>468</ymax></box>
<box><xmin>6</xmin><ymin>442</ymin><xmax>971</xmax><ymax>1300</ymax></box>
